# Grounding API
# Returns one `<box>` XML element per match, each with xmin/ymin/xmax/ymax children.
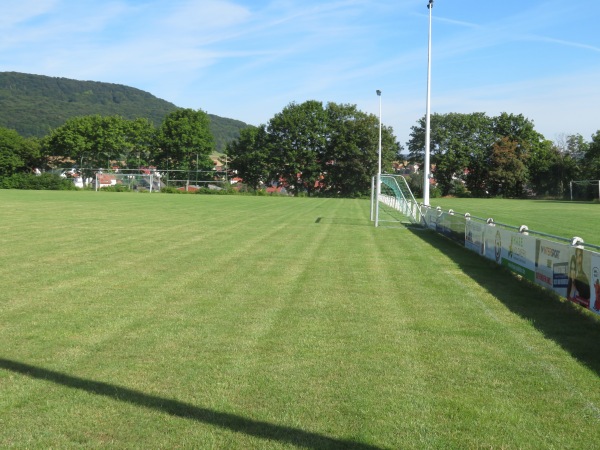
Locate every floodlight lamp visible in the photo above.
<box><xmin>376</xmin><ymin>90</ymin><xmax>381</xmax><ymax>96</ymax></box>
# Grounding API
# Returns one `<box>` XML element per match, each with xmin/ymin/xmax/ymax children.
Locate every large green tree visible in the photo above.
<box><xmin>123</xmin><ymin>118</ymin><xmax>157</xmax><ymax>168</ymax></box>
<box><xmin>487</xmin><ymin>137</ymin><xmax>529</xmax><ymax>197</ymax></box>
<box><xmin>267</xmin><ymin>100</ymin><xmax>328</xmax><ymax>196</ymax></box>
<box><xmin>154</xmin><ymin>108</ymin><xmax>214</xmax><ymax>175</ymax></box>
<box><xmin>43</xmin><ymin>115</ymin><xmax>149</xmax><ymax>170</ymax></box>
<box><xmin>0</xmin><ymin>127</ymin><xmax>41</xmax><ymax>176</ymax></box>
<box><xmin>227</xmin><ymin>101</ymin><xmax>400</xmax><ymax>197</ymax></box>
<box><xmin>526</xmin><ymin>139</ymin><xmax>580</xmax><ymax>197</ymax></box>
<box><xmin>407</xmin><ymin>112</ymin><xmax>549</xmax><ymax>197</ymax></box>
<box><xmin>322</xmin><ymin>103</ymin><xmax>397</xmax><ymax>197</ymax></box>
<box><xmin>407</xmin><ymin>113</ymin><xmax>495</xmax><ymax>196</ymax></box>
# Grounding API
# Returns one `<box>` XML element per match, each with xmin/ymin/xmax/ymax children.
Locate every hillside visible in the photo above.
<box><xmin>0</xmin><ymin>72</ymin><xmax>249</xmax><ymax>152</ymax></box>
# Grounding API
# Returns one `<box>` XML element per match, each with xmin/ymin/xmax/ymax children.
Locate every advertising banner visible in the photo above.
<box><xmin>482</xmin><ymin>224</ymin><xmax>500</xmax><ymax>262</ymax></box>
<box><xmin>465</xmin><ymin>220</ymin><xmax>486</xmax><ymax>256</ymax></box>
<box><xmin>477</xmin><ymin>226</ymin><xmax>536</xmax><ymax>281</ymax></box>
<box><xmin>534</xmin><ymin>239</ymin><xmax>569</xmax><ymax>297</ymax></box>
<box><xmin>565</xmin><ymin>246</ymin><xmax>596</xmax><ymax>311</ymax></box>
<box><xmin>500</xmin><ymin>230</ymin><xmax>537</xmax><ymax>282</ymax></box>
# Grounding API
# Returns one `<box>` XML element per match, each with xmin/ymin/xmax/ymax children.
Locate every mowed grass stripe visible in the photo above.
<box><xmin>0</xmin><ymin>191</ymin><xmax>599</xmax><ymax>449</ymax></box>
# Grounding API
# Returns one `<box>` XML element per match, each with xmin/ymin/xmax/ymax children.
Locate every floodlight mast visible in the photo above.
<box><xmin>375</xmin><ymin>89</ymin><xmax>382</xmax><ymax>227</ymax></box>
<box><xmin>423</xmin><ymin>0</ymin><xmax>434</xmax><ymax>206</ymax></box>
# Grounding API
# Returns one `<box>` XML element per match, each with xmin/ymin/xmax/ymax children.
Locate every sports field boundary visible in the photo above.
<box><xmin>404</xmin><ymin>226</ymin><xmax>600</xmax><ymax>377</ymax></box>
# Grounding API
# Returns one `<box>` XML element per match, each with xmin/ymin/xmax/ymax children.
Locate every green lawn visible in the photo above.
<box><xmin>1</xmin><ymin>191</ymin><xmax>599</xmax><ymax>449</ymax></box>
<box><xmin>426</xmin><ymin>197</ymin><xmax>599</xmax><ymax>247</ymax></box>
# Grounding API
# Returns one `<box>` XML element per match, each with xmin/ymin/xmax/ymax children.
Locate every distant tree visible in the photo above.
<box><xmin>583</xmin><ymin>131</ymin><xmax>600</xmax><ymax>179</ymax></box>
<box><xmin>227</xmin><ymin>101</ymin><xmax>400</xmax><ymax>197</ymax></box>
<box><xmin>493</xmin><ymin>112</ymin><xmax>544</xmax><ymax>154</ymax></box>
<box><xmin>267</xmin><ymin>101</ymin><xmax>328</xmax><ymax>196</ymax></box>
<box><xmin>492</xmin><ymin>113</ymin><xmax>550</xmax><ymax>197</ymax></box>
<box><xmin>0</xmin><ymin>127</ymin><xmax>41</xmax><ymax>176</ymax></box>
<box><xmin>488</xmin><ymin>137</ymin><xmax>529</xmax><ymax>197</ymax></box>
<box><xmin>154</xmin><ymin>108</ymin><xmax>214</xmax><ymax>175</ymax></box>
<box><xmin>408</xmin><ymin>112</ymin><xmax>548</xmax><ymax>198</ymax></box>
<box><xmin>407</xmin><ymin>112</ymin><xmax>495</xmax><ymax>196</ymax></box>
<box><xmin>322</xmin><ymin>103</ymin><xmax>397</xmax><ymax>197</ymax></box>
<box><xmin>44</xmin><ymin>115</ymin><xmax>134</xmax><ymax>170</ymax></box>
<box><xmin>123</xmin><ymin>118</ymin><xmax>156</xmax><ymax>168</ymax></box>
<box><xmin>227</xmin><ymin>125</ymin><xmax>272</xmax><ymax>190</ymax></box>
<box><xmin>526</xmin><ymin>139</ymin><xmax>559</xmax><ymax>196</ymax></box>
<box><xmin>524</xmin><ymin>136</ymin><xmax>584</xmax><ymax>198</ymax></box>
<box><xmin>565</xmin><ymin>133</ymin><xmax>589</xmax><ymax>162</ymax></box>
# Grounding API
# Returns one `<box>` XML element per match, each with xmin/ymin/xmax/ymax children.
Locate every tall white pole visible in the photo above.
<box><xmin>423</xmin><ymin>0</ymin><xmax>434</xmax><ymax>206</ymax></box>
<box><xmin>375</xmin><ymin>90</ymin><xmax>382</xmax><ymax>227</ymax></box>
<box><xmin>370</xmin><ymin>176</ymin><xmax>375</xmax><ymax>221</ymax></box>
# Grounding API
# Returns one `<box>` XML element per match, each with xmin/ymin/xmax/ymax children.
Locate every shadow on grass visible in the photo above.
<box><xmin>314</xmin><ymin>217</ymin><xmax>373</xmax><ymax>227</ymax></box>
<box><xmin>406</xmin><ymin>227</ymin><xmax>600</xmax><ymax>377</ymax></box>
<box><xmin>0</xmin><ymin>358</ymin><xmax>381</xmax><ymax>450</ymax></box>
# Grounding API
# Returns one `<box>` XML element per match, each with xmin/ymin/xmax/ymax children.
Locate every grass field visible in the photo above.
<box><xmin>1</xmin><ymin>191</ymin><xmax>599</xmax><ymax>449</ymax></box>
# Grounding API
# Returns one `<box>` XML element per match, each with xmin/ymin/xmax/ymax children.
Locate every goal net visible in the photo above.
<box><xmin>372</xmin><ymin>174</ymin><xmax>423</xmax><ymax>225</ymax></box>
<box><xmin>94</xmin><ymin>171</ymin><xmax>163</xmax><ymax>192</ymax></box>
<box><xmin>570</xmin><ymin>180</ymin><xmax>600</xmax><ymax>201</ymax></box>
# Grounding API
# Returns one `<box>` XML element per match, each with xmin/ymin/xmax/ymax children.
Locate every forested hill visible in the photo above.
<box><xmin>0</xmin><ymin>72</ymin><xmax>249</xmax><ymax>151</ymax></box>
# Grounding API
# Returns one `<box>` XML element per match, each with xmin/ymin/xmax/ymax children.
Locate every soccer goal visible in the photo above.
<box><xmin>94</xmin><ymin>171</ymin><xmax>163</xmax><ymax>192</ymax></box>
<box><xmin>570</xmin><ymin>180</ymin><xmax>600</xmax><ymax>201</ymax></box>
<box><xmin>371</xmin><ymin>174</ymin><xmax>423</xmax><ymax>226</ymax></box>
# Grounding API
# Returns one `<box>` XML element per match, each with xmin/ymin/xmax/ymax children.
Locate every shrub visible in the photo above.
<box><xmin>430</xmin><ymin>185</ymin><xmax>443</xmax><ymax>198</ymax></box>
<box><xmin>195</xmin><ymin>186</ymin><xmax>237</xmax><ymax>195</ymax></box>
<box><xmin>449</xmin><ymin>180</ymin><xmax>472</xmax><ymax>198</ymax></box>
<box><xmin>99</xmin><ymin>184</ymin><xmax>131</xmax><ymax>192</ymax></box>
<box><xmin>0</xmin><ymin>173</ymin><xmax>78</xmax><ymax>190</ymax></box>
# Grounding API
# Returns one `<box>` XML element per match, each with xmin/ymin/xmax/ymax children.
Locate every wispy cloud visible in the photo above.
<box><xmin>162</xmin><ymin>0</ymin><xmax>251</xmax><ymax>31</ymax></box>
<box><xmin>525</xmin><ymin>36</ymin><xmax>600</xmax><ymax>53</ymax></box>
<box><xmin>1</xmin><ymin>0</ymin><xmax>598</xmax><ymax>142</ymax></box>
<box><xmin>0</xmin><ymin>0</ymin><xmax>58</xmax><ymax>27</ymax></box>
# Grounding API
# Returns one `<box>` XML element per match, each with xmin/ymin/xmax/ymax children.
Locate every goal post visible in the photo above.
<box><xmin>570</xmin><ymin>180</ymin><xmax>600</xmax><ymax>201</ymax></box>
<box><xmin>94</xmin><ymin>171</ymin><xmax>162</xmax><ymax>192</ymax></box>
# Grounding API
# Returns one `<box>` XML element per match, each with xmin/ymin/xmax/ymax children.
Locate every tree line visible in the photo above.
<box><xmin>228</xmin><ymin>104</ymin><xmax>600</xmax><ymax>199</ymax></box>
<box><xmin>0</xmin><ymin>108</ymin><xmax>215</xmax><ymax>181</ymax></box>
<box><xmin>1</xmin><ymin>100</ymin><xmax>599</xmax><ymax>199</ymax></box>
<box><xmin>227</xmin><ymin>100</ymin><xmax>399</xmax><ymax>197</ymax></box>
<box><xmin>406</xmin><ymin>112</ymin><xmax>600</xmax><ymax>199</ymax></box>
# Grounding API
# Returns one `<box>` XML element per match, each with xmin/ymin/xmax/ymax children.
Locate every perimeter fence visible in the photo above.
<box><xmin>50</xmin><ymin>168</ymin><xmax>229</xmax><ymax>192</ymax></box>
<box><xmin>421</xmin><ymin>206</ymin><xmax>600</xmax><ymax>316</ymax></box>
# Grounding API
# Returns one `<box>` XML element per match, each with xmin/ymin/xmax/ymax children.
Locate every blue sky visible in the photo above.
<box><xmin>2</xmin><ymin>0</ymin><xmax>599</xmax><ymax>146</ymax></box>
